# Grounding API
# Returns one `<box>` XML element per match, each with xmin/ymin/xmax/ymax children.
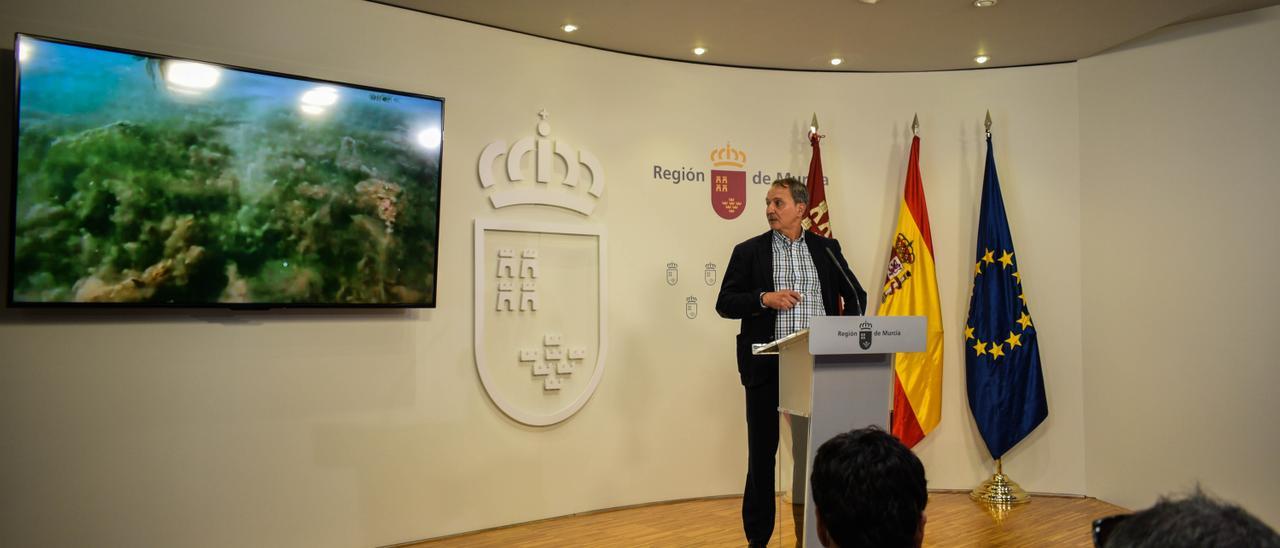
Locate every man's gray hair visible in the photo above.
<box><xmin>772</xmin><ymin>177</ymin><xmax>809</xmax><ymax>205</ymax></box>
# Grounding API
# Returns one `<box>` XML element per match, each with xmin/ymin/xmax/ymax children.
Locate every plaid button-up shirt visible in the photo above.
<box><xmin>771</xmin><ymin>230</ymin><xmax>825</xmax><ymax>341</ymax></box>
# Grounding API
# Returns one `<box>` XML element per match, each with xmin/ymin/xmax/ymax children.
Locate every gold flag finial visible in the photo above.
<box><xmin>984</xmin><ymin>110</ymin><xmax>992</xmax><ymax>137</ymax></box>
<box><xmin>912</xmin><ymin>113</ymin><xmax>919</xmax><ymax>136</ymax></box>
<box><xmin>809</xmin><ymin>113</ymin><xmax>819</xmax><ymax>135</ymax></box>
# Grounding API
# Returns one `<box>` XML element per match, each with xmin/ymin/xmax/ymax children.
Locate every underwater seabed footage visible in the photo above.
<box><xmin>10</xmin><ymin>34</ymin><xmax>444</xmax><ymax>307</ymax></box>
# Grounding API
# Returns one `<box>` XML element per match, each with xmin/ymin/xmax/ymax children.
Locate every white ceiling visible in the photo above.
<box><xmin>373</xmin><ymin>0</ymin><xmax>1280</xmax><ymax>71</ymax></box>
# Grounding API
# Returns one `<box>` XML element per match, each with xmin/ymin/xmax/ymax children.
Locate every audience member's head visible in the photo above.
<box><xmin>810</xmin><ymin>426</ymin><xmax>927</xmax><ymax>548</ymax></box>
<box><xmin>1096</xmin><ymin>488</ymin><xmax>1279</xmax><ymax>548</ymax></box>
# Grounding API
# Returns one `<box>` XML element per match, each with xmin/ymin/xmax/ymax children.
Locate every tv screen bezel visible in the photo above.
<box><xmin>7</xmin><ymin>32</ymin><xmax>446</xmax><ymax>310</ymax></box>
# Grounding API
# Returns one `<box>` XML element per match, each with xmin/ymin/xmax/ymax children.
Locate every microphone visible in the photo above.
<box><xmin>825</xmin><ymin>246</ymin><xmax>865</xmax><ymax>316</ymax></box>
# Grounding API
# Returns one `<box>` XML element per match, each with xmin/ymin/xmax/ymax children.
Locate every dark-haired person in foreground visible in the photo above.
<box><xmin>810</xmin><ymin>427</ymin><xmax>927</xmax><ymax>548</ymax></box>
<box><xmin>717</xmin><ymin>178</ymin><xmax>868</xmax><ymax>547</ymax></box>
<box><xmin>1095</xmin><ymin>488</ymin><xmax>1279</xmax><ymax>548</ymax></box>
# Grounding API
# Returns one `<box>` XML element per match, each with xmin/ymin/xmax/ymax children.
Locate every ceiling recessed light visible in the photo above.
<box><xmin>974</xmin><ymin>0</ymin><xmax>997</xmax><ymax>6</ymax></box>
<box><xmin>974</xmin><ymin>55</ymin><xmax>990</xmax><ymax>64</ymax></box>
<box><xmin>562</xmin><ymin>24</ymin><xmax>578</xmax><ymax>33</ymax></box>
<box><xmin>859</xmin><ymin>0</ymin><xmax>880</xmax><ymax>4</ymax></box>
<box><xmin>830</xmin><ymin>58</ymin><xmax>843</xmax><ymax>66</ymax></box>
<box><xmin>693</xmin><ymin>47</ymin><xmax>707</xmax><ymax>56</ymax></box>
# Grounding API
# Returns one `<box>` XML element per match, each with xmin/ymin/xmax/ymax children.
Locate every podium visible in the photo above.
<box><xmin>752</xmin><ymin>315</ymin><xmax>926</xmax><ymax>547</ymax></box>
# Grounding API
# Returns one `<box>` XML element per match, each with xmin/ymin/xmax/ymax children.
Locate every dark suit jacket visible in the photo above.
<box><xmin>715</xmin><ymin>230</ymin><xmax>868</xmax><ymax>388</ymax></box>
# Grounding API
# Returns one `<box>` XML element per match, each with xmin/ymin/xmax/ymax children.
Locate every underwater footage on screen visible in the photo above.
<box><xmin>10</xmin><ymin>35</ymin><xmax>444</xmax><ymax>307</ymax></box>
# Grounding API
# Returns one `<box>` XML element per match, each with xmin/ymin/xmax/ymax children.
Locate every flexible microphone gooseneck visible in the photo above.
<box><xmin>825</xmin><ymin>246</ymin><xmax>865</xmax><ymax>316</ymax></box>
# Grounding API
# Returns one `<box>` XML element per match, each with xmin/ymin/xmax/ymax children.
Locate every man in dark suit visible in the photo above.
<box><xmin>716</xmin><ymin>177</ymin><xmax>868</xmax><ymax>547</ymax></box>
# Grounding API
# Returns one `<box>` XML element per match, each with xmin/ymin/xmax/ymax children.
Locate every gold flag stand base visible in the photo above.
<box><xmin>970</xmin><ymin>458</ymin><xmax>1031</xmax><ymax>505</ymax></box>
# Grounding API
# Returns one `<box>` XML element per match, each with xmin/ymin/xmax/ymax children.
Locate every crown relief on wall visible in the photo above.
<box><xmin>477</xmin><ymin>110</ymin><xmax>604</xmax><ymax>216</ymax></box>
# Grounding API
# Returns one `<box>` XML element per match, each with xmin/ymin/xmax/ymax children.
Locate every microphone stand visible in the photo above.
<box><xmin>824</xmin><ymin>247</ymin><xmax>865</xmax><ymax>316</ymax></box>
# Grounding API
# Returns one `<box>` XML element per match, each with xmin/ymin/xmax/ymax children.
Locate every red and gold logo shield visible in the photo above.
<box><xmin>711</xmin><ymin>170</ymin><xmax>746</xmax><ymax>219</ymax></box>
<box><xmin>710</xmin><ymin>143</ymin><xmax>748</xmax><ymax>220</ymax></box>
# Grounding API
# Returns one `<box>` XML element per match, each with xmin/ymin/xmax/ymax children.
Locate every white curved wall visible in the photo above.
<box><xmin>1080</xmin><ymin>5</ymin><xmax>1280</xmax><ymax>526</ymax></box>
<box><xmin>15</xmin><ymin>0</ymin><xmax>1249</xmax><ymax>545</ymax></box>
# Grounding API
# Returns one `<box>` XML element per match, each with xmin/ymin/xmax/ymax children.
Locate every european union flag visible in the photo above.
<box><xmin>964</xmin><ymin>136</ymin><xmax>1048</xmax><ymax>459</ymax></box>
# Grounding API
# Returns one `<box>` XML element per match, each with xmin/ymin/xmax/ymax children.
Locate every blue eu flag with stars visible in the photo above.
<box><xmin>964</xmin><ymin>136</ymin><xmax>1048</xmax><ymax>460</ymax></box>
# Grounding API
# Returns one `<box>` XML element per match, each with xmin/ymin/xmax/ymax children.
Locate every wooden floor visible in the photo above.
<box><xmin>402</xmin><ymin>492</ymin><xmax>1126</xmax><ymax>547</ymax></box>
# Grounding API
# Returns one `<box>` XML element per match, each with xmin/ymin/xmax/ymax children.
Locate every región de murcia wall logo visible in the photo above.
<box><xmin>710</xmin><ymin>143</ymin><xmax>747</xmax><ymax>220</ymax></box>
<box><xmin>474</xmin><ymin>110</ymin><xmax>608</xmax><ymax>427</ymax></box>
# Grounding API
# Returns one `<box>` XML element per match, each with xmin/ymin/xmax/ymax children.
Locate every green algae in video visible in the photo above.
<box><xmin>12</xmin><ymin>36</ymin><xmax>443</xmax><ymax>305</ymax></box>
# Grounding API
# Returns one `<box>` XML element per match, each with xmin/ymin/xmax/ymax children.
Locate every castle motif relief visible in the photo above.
<box><xmin>495</xmin><ymin>248</ymin><xmax>540</xmax><ymax>312</ymax></box>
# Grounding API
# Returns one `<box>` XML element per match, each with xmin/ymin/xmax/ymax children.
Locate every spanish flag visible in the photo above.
<box><xmin>878</xmin><ymin>135</ymin><xmax>944</xmax><ymax>448</ymax></box>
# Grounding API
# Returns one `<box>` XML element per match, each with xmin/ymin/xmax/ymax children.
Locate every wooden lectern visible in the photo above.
<box><xmin>752</xmin><ymin>315</ymin><xmax>926</xmax><ymax>547</ymax></box>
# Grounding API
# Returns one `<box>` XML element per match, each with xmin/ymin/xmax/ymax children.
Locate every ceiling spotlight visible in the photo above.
<box><xmin>975</xmin><ymin>55</ymin><xmax>990</xmax><ymax>64</ymax></box>
<box><xmin>562</xmin><ymin>24</ymin><xmax>578</xmax><ymax>33</ymax></box>
<box><xmin>693</xmin><ymin>47</ymin><xmax>707</xmax><ymax>56</ymax></box>
<box><xmin>830</xmin><ymin>58</ymin><xmax>843</xmax><ymax>66</ymax></box>
<box><xmin>974</xmin><ymin>0</ymin><xmax>997</xmax><ymax>6</ymax></box>
<box><xmin>859</xmin><ymin>0</ymin><xmax>880</xmax><ymax>4</ymax></box>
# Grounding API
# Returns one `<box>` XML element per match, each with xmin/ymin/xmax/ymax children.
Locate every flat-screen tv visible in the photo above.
<box><xmin>8</xmin><ymin>34</ymin><xmax>443</xmax><ymax>308</ymax></box>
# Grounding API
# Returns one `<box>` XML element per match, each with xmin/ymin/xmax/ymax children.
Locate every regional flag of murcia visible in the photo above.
<box><xmin>804</xmin><ymin>131</ymin><xmax>832</xmax><ymax>238</ymax></box>
<box><xmin>710</xmin><ymin>143</ymin><xmax>747</xmax><ymax>220</ymax></box>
